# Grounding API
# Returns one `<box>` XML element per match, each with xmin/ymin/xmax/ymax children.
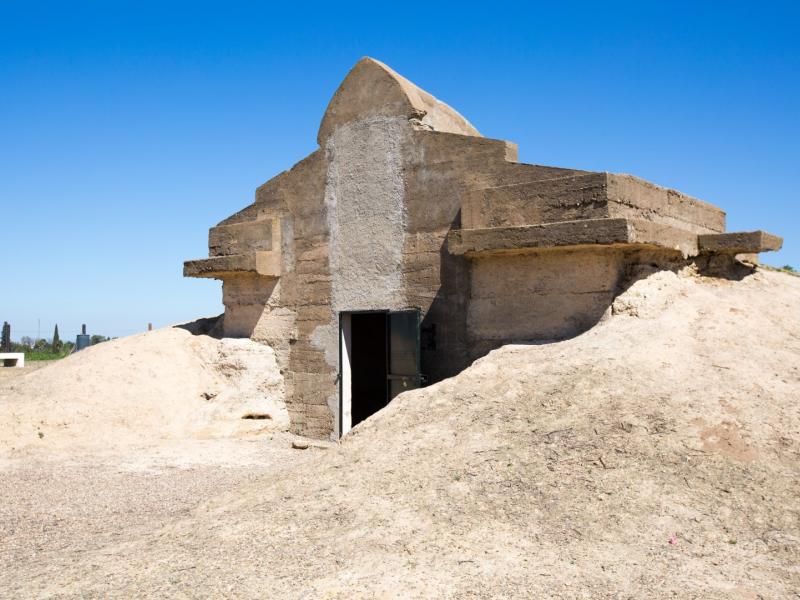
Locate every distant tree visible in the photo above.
<box><xmin>1</xmin><ymin>322</ymin><xmax>10</xmax><ymax>352</ymax></box>
<box><xmin>52</xmin><ymin>324</ymin><xmax>62</xmax><ymax>352</ymax></box>
<box><xmin>90</xmin><ymin>335</ymin><xmax>108</xmax><ymax>345</ymax></box>
<box><xmin>782</xmin><ymin>265</ymin><xmax>796</xmax><ymax>272</ymax></box>
<box><xmin>20</xmin><ymin>336</ymin><xmax>34</xmax><ymax>348</ymax></box>
<box><xmin>34</xmin><ymin>338</ymin><xmax>48</xmax><ymax>351</ymax></box>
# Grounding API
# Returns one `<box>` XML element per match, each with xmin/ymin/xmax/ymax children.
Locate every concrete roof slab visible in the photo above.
<box><xmin>698</xmin><ymin>231</ymin><xmax>783</xmax><ymax>254</ymax></box>
<box><xmin>447</xmin><ymin>218</ymin><xmax>699</xmax><ymax>257</ymax></box>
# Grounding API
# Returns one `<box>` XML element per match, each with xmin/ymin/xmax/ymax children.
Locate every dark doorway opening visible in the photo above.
<box><xmin>339</xmin><ymin>309</ymin><xmax>422</xmax><ymax>436</ymax></box>
<box><xmin>350</xmin><ymin>312</ymin><xmax>388</xmax><ymax>427</ymax></box>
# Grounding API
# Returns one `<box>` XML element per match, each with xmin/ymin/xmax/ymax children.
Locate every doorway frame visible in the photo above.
<box><xmin>338</xmin><ymin>308</ymin><xmax>421</xmax><ymax>438</ymax></box>
<box><xmin>338</xmin><ymin>309</ymin><xmax>388</xmax><ymax>438</ymax></box>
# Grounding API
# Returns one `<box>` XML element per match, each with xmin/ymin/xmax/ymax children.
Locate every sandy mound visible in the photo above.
<box><xmin>4</xmin><ymin>268</ymin><xmax>800</xmax><ymax>598</ymax></box>
<box><xmin>0</xmin><ymin>322</ymin><xmax>287</xmax><ymax>454</ymax></box>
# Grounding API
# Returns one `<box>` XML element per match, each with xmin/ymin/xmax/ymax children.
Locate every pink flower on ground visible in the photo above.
<box><xmin>668</xmin><ymin>535</ymin><xmax>678</xmax><ymax>545</ymax></box>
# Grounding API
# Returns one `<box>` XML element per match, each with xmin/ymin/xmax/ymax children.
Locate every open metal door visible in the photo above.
<box><xmin>387</xmin><ymin>309</ymin><xmax>421</xmax><ymax>401</ymax></box>
<box><xmin>338</xmin><ymin>312</ymin><xmax>352</xmax><ymax>438</ymax></box>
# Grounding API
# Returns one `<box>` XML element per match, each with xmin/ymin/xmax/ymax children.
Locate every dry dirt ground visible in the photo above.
<box><xmin>0</xmin><ymin>360</ymin><xmax>52</xmax><ymax>384</ymax></box>
<box><xmin>1</xmin><ymin>267</ymin><xmax>799</xmax><ymax>599</ymax></box>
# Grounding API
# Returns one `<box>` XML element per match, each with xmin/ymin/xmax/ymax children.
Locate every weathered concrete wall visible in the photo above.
<box><xmin>401</xmin><ymin>131</ymin><xmax>514</xmax><ymax>382</ymax></box>
<box><xmin>221</xmin><ymin>274</ymin><xmax>279</xmax><ymax>337</ymax></box>
<box><xmin>216</xmin><ymin>150</ymin><xmax>334</xmax><ymax>438</ymax></box>
<box><xmin>326</xmin><ymin>117</ymin><xmax>408</xmax><ymax>311</ymax></box>
<box><xmin>464</xmin><ymin>246</ymin><xmax>692</xmax><ymax>359</ymax></box>
<box><xmin>285</xmin><ymin>233</ymin><xmax>334</xmax><ymax>438</ymax></box>
<box><xmin>466</xmin><ymin>249</ymin><xmax>626</xmax><ymax>358</ymax></box>
<box><xmin>279</xmin><ymin>157</ymin><xmax>333</xmax><ymax>438</ymax></box>
<box><xmin>310</xmin><ymin>116</ymin><xmax>413</xmax><ymax>437</ymax></box>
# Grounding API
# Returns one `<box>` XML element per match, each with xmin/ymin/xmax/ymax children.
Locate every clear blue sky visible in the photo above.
<box><xmin>2</xmin><ymin>1</ymin><xmax>798</xmax><ymax>341</ymax></box>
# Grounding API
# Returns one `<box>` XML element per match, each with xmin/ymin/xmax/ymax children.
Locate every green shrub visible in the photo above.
<box><xmin>25</xmin><ymin>347</ymin><xmax>72</xmax><ymax>361</ymax></box>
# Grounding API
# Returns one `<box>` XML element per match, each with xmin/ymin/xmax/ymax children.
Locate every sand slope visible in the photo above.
<box><xmin>0</xmin><ymin>324</ymin><xmax>287</xmax><ymax>455</ymax></box>
<box><xmin>2</xmin><ymin>268</ymin><xmax>799</xmax><ymax>598</ymax></box>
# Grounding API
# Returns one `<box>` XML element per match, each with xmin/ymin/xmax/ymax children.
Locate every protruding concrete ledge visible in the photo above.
<box><xmin>183</xmin><ymin>251</ymin><xmax>281</xmax><ymax>279</ymax></box>
<box><xmin>698</xmin><ymin>231</ymin><xmax>783</xmax><ymax>254</ymax></box>
<box><xmin>447</xmin><ymin>218</ymin><xmax>699</xmax><ymax>257</ymax></box>
<box><xmin>461</xmin><ymin>172</ymin><xmax>726</xmax><ymax>235</ymax></box>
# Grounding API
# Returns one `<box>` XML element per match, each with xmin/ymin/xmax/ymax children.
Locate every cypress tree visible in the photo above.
<box><xmin>52</xmin><ymin>324</ymin><xmax>61</xmax><ymax>352</ymax></box>
<box><xmin>1</xmin><ymin>322</ymin><xmax>9</xmax><ymax>352</ymax></box>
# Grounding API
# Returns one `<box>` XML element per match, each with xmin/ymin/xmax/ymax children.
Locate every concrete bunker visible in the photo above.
<box><xmin>185</xmin><ymin>57</ymin><xmax>782</xmax><ymax>439</ymax></box>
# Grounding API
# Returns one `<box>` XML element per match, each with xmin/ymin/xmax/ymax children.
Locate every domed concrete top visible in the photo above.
<box><xmin>317</xmin><ymin>57</ymin><xmax>481</xmax><ymax>144</ymax></box>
